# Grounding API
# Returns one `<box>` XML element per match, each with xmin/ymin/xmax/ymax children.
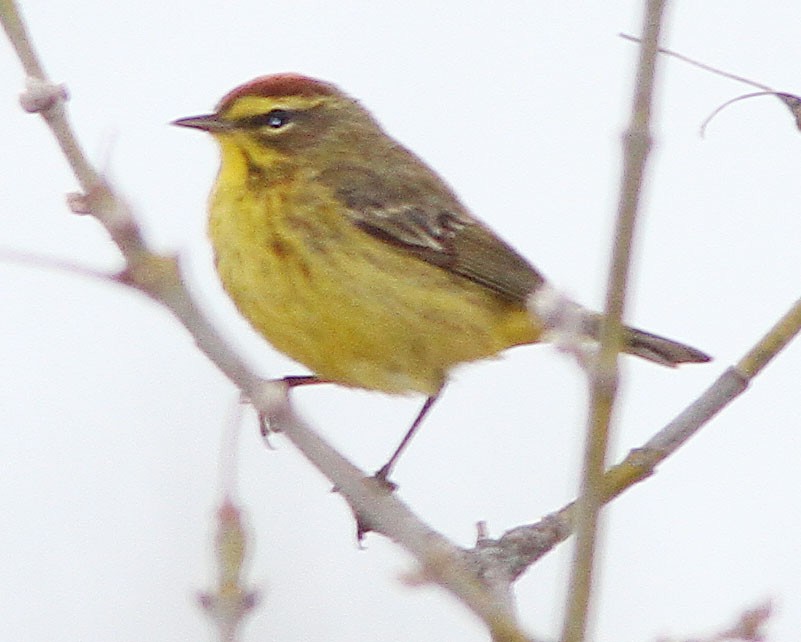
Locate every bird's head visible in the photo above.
<box><xmin>173</xmin><ymin>73</ymin><xmax>385</xmax><ymax>170</ymax></box>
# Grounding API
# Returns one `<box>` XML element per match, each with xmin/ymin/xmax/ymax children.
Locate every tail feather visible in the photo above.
<box><xmin>622</xmin><ymin>326</ymin><xmax>711</xmax><ymax>367</ymax></box>
<box><xmin>577</xmin><ymin>311</ymin><xmax>710</xmax><ymax>367</ymax></box>
<box><xmin>534</xmin><ymin>293</ymin><xmax>711</xmax><ymax>367</ymax></box>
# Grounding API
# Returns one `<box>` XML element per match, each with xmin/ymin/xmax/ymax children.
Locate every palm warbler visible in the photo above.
<box><xmin>174</xmin><ymin>74</ymin><xmax>709</xmax><ymax>477</ymax></box>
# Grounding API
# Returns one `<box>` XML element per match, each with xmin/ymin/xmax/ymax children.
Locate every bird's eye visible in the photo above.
<box><xmin>240</xmin><ymin>109</ymin><xmax>293</xmax><ymax>130</ymax></box>
<box><xmin>264</xmin><ymin>109</ymin><xmax>292</xmax><ymax>128</ymax></box>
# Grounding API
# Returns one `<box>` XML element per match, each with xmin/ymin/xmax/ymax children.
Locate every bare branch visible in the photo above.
<box><xmin>0</xmin><ymin>3</ymin><xmax>535</xmax><ymax>638</ymax></box>
<box><xmin>561</xmin><ymin>3</ymin><xmax>669</xmax><ymax>642</ymax></box>
<box><xmin>6</xmin><ymin>3</ymin><xmax>798</xmax><ymax>640</ymax></box>
<box><xmin>619</xmin><ymin>34</ymin><xmax>801</xmax><ymax>134</ymax></box>
<box><xmin>198</xmin><ymin>499</ymin><xmax>260</xmax><ymax>642</ymax></box>
<box><xmin>470</xmin><ymin>294</ymin><xmax>801</xmax><ymax>578</ymax></box>
<box><xmin>618</xmin><ymin>34</ymin><xmax>773</xmax><ymax>91</ymax></box>
<box><xmin>736</xmin><ymin>296</ymin><xmax>801</xmax><ymax>379</ymax></box>
<box><xmin>251</xmin><ymin>381</ymin><xmax>533</xmax><ymax>641</ymax></box>
<box><xmin>656</xmin><ymin>600</ymin><xmax>772</xmax><ymax>642</ymax></box>
<box><xmin>700</xmin><ymin>91</ymin><xmax>801</xmax><ymax>136</ymax></box>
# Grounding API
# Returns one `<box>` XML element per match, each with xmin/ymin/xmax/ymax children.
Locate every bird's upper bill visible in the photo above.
<box><xmin>171</xmin><ymin>113</ymin><xmax>229</xmax><ymax>132</ymax></box>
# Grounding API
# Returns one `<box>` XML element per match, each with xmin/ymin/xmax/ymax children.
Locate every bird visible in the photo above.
<box><xmin>173</xmin><ymin>73</ymin><xmax>710</xmax><ymax>480</ymax></box>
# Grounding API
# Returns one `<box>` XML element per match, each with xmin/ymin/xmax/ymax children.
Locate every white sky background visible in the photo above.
<box><xmin>1</xmin><ymin>2</ymin><xmax>800</xmax><ymax>641</ymax></box>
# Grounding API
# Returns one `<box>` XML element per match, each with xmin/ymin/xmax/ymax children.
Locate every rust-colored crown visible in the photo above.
<box><xmin>216</xmin><ymin>74</ymin><xmax>341</xmax><ymax>112</ymax></box>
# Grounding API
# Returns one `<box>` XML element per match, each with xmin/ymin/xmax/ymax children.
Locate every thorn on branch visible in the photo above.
<box><xmin>66</xmin><ymin>191</ymin><xmax>92</xmax><ymax>215</ymax></box>
<box><xmin>250</xmin><ymin>379</ymin><xmax>293</xmax><ymax>437</ymax></box>
<box><xmin>348</xmin><ymin>476</ymin><xmax>397</xmax><ymax>542</ymax></box>
<box><xmin>19</xmin><ymin>76</ymin><xmax>67</xmax><ymax>113</ymax></box>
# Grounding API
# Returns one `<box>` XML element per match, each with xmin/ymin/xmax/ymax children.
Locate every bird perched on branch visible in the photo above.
<box><xmin>174</xmin><ymin>74</ymin><xmax>709</xmax><ymax>479</ymax></box>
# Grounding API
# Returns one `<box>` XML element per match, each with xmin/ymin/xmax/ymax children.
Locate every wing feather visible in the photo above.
<box><xmin>318</xmin><ymin>162</ymin><xmax>545</xmax><ymax>303</ymax></box>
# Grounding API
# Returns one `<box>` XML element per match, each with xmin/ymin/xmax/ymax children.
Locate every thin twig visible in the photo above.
<box><xmin>735</xmin><ymin>296</ymin><xmax>801</xmax><ymax>379</ymax></box>
<box><xmin>657</xmin><ymin>600</ymin><xmax>772</xmax><ymax>642</ymax></box>
<box><xmin>618</xmin><ymin>33</ymin><xmax>773</xmax><ymax>91</ymax></box>
<box><xmin>475</xmin><ymin>295</ymin><xmax>801</xmax><ymax>579</ymax></box>
<box><xmin>619</xmin><ymin>33</ymin><xmax>801</xmax><ymax>134</ymax></box>
<box><xmin>561</xmin><ymin>3</ymin><xmax>668</xmax><ymax>642</ymax></box>
<box><xmin>0</xmin><ymin>247</ymin><xmax>115</xmax><ymax>281</ymax></box>
<box><xmin>198</xmin><ymin>499</ymin><xmax>260</xmax><ymax>642</ymax></box>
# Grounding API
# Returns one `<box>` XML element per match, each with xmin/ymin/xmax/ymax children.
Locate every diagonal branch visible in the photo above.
<box><xmin>470</xmin><ymin>295</ymin><xmax>801</xmax><ymax>579</ymax></box>
<box><xmin>0</xmin><ymin>2</ymin><xmax>534</xmax><ymax>639</ymax></box>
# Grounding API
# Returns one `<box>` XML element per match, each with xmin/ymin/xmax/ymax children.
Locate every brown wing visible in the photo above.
<box><xmin>318</xmin><ymin>162</ymin><xmax>545</xmax><ymax>303</ymax></box>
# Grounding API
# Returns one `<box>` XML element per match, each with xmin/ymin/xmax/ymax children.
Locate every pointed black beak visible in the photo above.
<box><xmin>171</xmin><ymin>113</ymin><xmax>231</xmax><ymax>132</ymax></box>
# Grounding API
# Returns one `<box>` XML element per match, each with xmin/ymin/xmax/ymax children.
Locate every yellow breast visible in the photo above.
<box><xmin>208</xmin><ymin>144</ymin><xmax>539</xmax><ymax>396</ymax></box>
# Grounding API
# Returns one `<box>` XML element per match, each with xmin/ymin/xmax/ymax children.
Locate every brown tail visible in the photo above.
<box><xmin>622</xmin><ymin>326</ymin><xmax>711</xmax><ymax>367</ymax></box>
<box><xmin>578</xmin><ymin>312</ymin><xmax>710</xmax><ymax>367</ymax></box>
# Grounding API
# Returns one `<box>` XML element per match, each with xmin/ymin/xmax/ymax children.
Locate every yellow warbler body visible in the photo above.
<box><xmin>209</xmin><ymin>153</ymin><xmax>537</xmax><ymax>395</ymax></box>
<box><xmin>175</xmin><ymin>74</ymin><xmax>709</xmax><ymax>400</ymax></box>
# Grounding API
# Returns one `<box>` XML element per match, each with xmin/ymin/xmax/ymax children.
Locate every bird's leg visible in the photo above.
<box><xmin>374</xmin><ymin>391</ymin><xmax>442</xmax><ymax>485</ymax></box>
<box><xmin>281</xmin><ymin>375</ymin><xmax>330</xmax><ymax>388</ymax></box>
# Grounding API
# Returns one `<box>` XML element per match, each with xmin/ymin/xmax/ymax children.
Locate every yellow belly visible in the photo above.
<box><xmin>209</xmin><ymin>171</ymin><xmax>540</xmax><ymax>396</ymax></box>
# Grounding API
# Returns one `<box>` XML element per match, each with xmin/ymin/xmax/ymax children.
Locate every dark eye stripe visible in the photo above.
<box><xmin>238</xmin><ymin>109</ymin><xmax>293</xmax><ymax>129</ymax></box>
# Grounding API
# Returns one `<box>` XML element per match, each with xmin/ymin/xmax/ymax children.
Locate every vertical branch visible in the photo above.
<box><xmin>560</xmin><ymin>3</ymin><xmax>669</xmax><ymax>642</ymax></box>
